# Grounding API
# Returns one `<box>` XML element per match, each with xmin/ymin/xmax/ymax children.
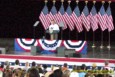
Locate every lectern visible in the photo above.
<box><xmin>46</xmin><ymin>29</ymin><xmax>59</xmax><ymax>40</ymax></box>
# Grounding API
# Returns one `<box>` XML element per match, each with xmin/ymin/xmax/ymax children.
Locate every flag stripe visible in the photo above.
<box><xmin>98</xmin><ymin>13</ymin><xmax>107</xmax><ymax>31</ymax></box>
<box><xmin>106</xmin><ymin>5</ymin><xmax>114</xmax><ymax>31</ymax></box>
<box><xmin>64</xmin><ymin>5</ymin><xmax>74</xmax><ymax>31</ymax></box>
<box><xmin>71</xmin><ymin>12</ymin><xmax>83</xmax><ymax>32</ymax></box>
<box><xmin>98</xmin><ymin>5</ymin><xmax>107</xmax><ymax>31</ymax></box>
<box><xmin>64</xmin><ymin>13</ymin><xmax>74</xmax><ymax>31</ymax></box>
<box><xmin>58</xmin><ymin>12</ymin><xmax>67</xmax><ymax>29</ymax></box>
<box><xmin>90</xmin><ymin>5</ymin><xmax>98</xmax><ymax>31</ymax></box>
<box><xmin>81</xmin><ymin>5</ymin><xmax>90</xmax><ymax>31</ymax></box>
<box><xmin>81</xmin><ymin>13</ymin><xmax>90</xmax><ymax>31</ymax></box>
<box><xmin>39</xmin><ymin>5</ymin><xmax>50</xmax><ymax>30</ymax></box>
<box><xmin>39</xmin><ymin>12</ymin><xmax>49</xmax><ymax>30</ymax></box>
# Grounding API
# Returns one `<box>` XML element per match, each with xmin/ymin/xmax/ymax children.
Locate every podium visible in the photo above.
<box><xmin>46</xmin><ymin>30</ymin><xmax>59</xmax><ymax>40</ymax></box>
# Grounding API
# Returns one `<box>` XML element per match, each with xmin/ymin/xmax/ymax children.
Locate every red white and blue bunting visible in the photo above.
<box><xmin>15</xmin><ymin>38</ymin><xmax>38</xmax><ymax>50</ymax></box>
<box><xmin>63</xmin><ymin>40</ymin><xmax>87</xmax><ymax>52</ymax></box>
<box><xmin>38</xmin><ymin>39</ymin><xmax>62</xmax><ymax>51</ymax></box>
<box><xmin>15</xmin><ymin>38</ymin><xmax>87</xmax><ymax>54</ymax></box>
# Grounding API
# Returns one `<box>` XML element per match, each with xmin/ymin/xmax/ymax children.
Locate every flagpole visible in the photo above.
<box><xmin>99</xmin><ymin>1</ymin><xmax>105</xmax><ymax>58</ymax></box>
<box><xmin>91</xmin><ymin>1</ymin><xmax>97</xmax><ymax>58</ymax></box>
<box><xmin>76</xmin><ymin>0</ymin><xmax>79</xmax><ymax>40</ymax></box>
<box><xmin>93</xmin><ymin>1</ymin><xmax>96</xmax><ymax>47</ymax></box>
<box><xmin>99</xmin><ymin>31</ymin><xmax>104</xmax><ymax>58</ymax></box>
<box><xmin>84</xmin><ymin>31</ymin><xmax>86</xmax><ymax>41</ymax></box>
<box><xmin>92</xmin><ymin>1</ymin><xmax>96</xmax><ymax>56</ymax></box>
<box><xmin>44</xmin><ymin>0</ymin><xmax>48</xmax><ymax>39</ymax></box>
<box><xmin>84</xmin><ymin>1</ymin><xmax>88</xmax><ymax>41</ymax></box>
<box><xmin>92</xmin><ymin>31</ymin><xmax>96</xmax><ymax>57</ymax></box>
<box><xmin>61</xmin><ymin>0</ymin><xmax>64</xmax><ymax>40</ymax></box>
<box><xmin>101</xmin><ymin>1</ymin><xmax>104</xmax><ymax>47</ymax></box>
<box><xmin>68</xmin><ymin>0</ymin><xmax>71</xmax><ymax>40</ymax></box>
<box><xmin>101</xmin><ymin>31</ymin><xmax>103</xmax><ymax>47</ymax></box>
<box><xmin>107</xmin><ymin>1</ymin><xmax>112</xmax><ymax>59</ymax></box>
<box><xmin>93</xmin><ymin>32</ymin><xmax>95</xmax><ymax>46</ymax></box>
<box><xmin>107</xmin><ymin>31</ymin><xmax>111</xmax><ymax>58</ymax></box>
<box><xmin>61</xmin><ymin>29</ymin><xmax>63</xmax><ymax>40</ymax></box>
<box><xmin>92</xmin><ymin>32</ymin><xmax>95</xmax><ymax>58</ymax></box>
<box><xmin>76</xmin><ymin>30</ymin><xmax>78</xmax><ymax>40</ymax></box>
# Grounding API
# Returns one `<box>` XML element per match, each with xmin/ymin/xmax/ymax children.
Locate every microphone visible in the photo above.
<box><xmin>33</xmin><ymin>21</ymin><xmax>39</xmax><ymax>27</ymax></box>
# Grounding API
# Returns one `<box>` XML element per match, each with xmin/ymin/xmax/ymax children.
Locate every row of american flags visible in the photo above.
<box><xmin>39</xmin><ymin>2</ymin><xmax>114</xmax><ymax>33</ymax></box>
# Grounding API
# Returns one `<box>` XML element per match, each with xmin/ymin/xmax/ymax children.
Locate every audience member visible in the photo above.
<box><xmin>31</xmin><ymin>62</ymin><xmax>36</xmax><ymax>68</ymax></box>
<box><xmin>53</xmin><ymin>69</ymin><xmax>63</xmax><ymax>77</ymax></box>
<box><xmin>103</xmin><ymin>61</ymin><xmax>114</xmax><ymax>77</ymax></box>
<box><xmin>49</xmin><ymin>73</ymin><xmax>54</xmax><ymax>77</ymax></box>
<box><xmin>36</xmin><ymin>64</ymin><xmax>43</xmax><ymax>73</ymax></box>
<box><xmin>24</xmin><ymin>62</ymin><xmax>30</xmax><ymax>72</ymax></box>
<box><xmin>71</xmin><ymin>65</ymin><xmax>77</xmax><ymax>72</ymax></box>
<box><xmin>0</xmin><ymin>64</ymin><xmax>4</xmax><ymax>72</ymax></box>
<box><xmin>27</xmin><ymin>68</ymin><xmax>40</xmax><ymax>77</ymax></box>
<box><xmin>79</xmin><ymin>64</ymin><xmax>86</xmax><ymax>77</ymax></box>
<box><xmin>70</xmin><ymin>70</ymin><xmax>79</xmax><ymax>77</ymax></box>
<box><xmin>63</xmin><ymin>70</ymin><xmax>70</xmax><ymax>77</ymax></box>
<box><xmin>14</xmin><ymin>60</ymin><xmax>20</xmax><ymax>69</ymax></box>
<box><xmin>42</xmin><ymin>64</ymin><xmax>48</xmax><ymax>74</ymax></box>
<box><xmin>4</xmin><ymin>61</ymin><xmax>10</xmax><ymax>69</ymax></box>
<box><xmin>62</xmin><ymin>63</ymin><xmax>68</xmax><ymax>72</ymax></box>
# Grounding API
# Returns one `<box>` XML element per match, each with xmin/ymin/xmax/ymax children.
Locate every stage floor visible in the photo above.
<box><xmin>0</xmin><ymin>53</ymin><xmax>115</xmax><ymax>67</ymax></box>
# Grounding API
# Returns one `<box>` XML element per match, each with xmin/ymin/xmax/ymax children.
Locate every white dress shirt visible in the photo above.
<box><xmin>49</xmin><ymin>24</ymin><xmax>59</xmax><ymax>31</ymax></box>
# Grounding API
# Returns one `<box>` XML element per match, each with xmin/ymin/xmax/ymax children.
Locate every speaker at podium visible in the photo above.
<box><xmin>31</xmin><ymin>46</ymin><xmax>41</xmax><ymax>55</ymax></box>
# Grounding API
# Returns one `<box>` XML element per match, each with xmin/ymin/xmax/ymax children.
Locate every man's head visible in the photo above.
<box><xmin>15</xmin><ymin>59</ymin><xmax>20</xmax><ymax>65</ymax></box>
<box><xmin>81</xmin><ymin>64</ymin><xmax>86</xmax><ymax>70</ymax></box>
<box><xmin>92</xmin><ymin>63</ymin><xmax>97</xmax><ymax>68</ymax></box>
<box><xmin>51</xmin><ymin>20</ymin><xmax>55</xmax><ymax>24</ymax></box>
<box><xmin>72</xmin><ymin>65</ymin><xmax>77</xmax><ymax>70</ymax></box>
<box><xmin>31</xmin><ymin>61</ymin><xmax>36</xmax><ymax>67</ymax></box>
<box><xmin>28</xmin><ymin>68</ymin><xmax>40</xmax><ymax>77</ymax></box>
<box><xmin>25</xmin><ymin>62</ymin><xmax>29</xmax><ymax>67</ymax></box>
<box><xmin>63</xmin><ymin>63</ymin><xmax>68</xmax><ymax>67</ymax></box>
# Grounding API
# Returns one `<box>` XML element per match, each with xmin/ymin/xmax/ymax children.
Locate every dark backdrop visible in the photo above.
<box><xmin>0</xmin><ymin>0</ymin><xmax>115</xmax><ymax>41</ymax></box>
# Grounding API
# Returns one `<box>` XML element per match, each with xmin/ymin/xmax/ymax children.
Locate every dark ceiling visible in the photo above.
<box><xmin>0</xmin><ymin>0</ymin><xmax>115</xmax><ymax>41</ymax></box>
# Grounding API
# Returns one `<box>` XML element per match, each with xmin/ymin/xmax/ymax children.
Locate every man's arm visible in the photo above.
<box><xmin>55</xmin><ymin>24</ymin><xmax>60</xmax><ymax>31</ymax></box>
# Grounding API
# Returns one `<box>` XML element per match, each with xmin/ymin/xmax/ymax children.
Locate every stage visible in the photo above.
<box><xmin>0</xmin><ymin>53</ymin><xmax>115</xmax><ymax>71</ymax></box>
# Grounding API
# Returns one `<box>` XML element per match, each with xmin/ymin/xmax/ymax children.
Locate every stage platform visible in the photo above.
<box><xmin>0</xmin><ymin>53</ymin><xmax>115</xmax><ymax>70</ymax></box>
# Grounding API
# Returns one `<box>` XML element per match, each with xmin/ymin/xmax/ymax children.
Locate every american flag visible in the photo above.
<box><xmin>39</xmin><ymin>5</ymin><xmax>50</xmax><ymax>30</ymax></box>
<box><xmin>90</xmin><ymin>5</ymin><xmax>98</xmax><ymax>31</ymax></box>
<box><xmin>106</xmin><ymin>4</ymin><xmax>114</xmax><ymax>32</ymax></box>
<box><xmin>71</xmin><ymin>5</ymin><xmax>83</xmax><ymax>32</ymax></box>
<box><xmin>98</xmin><ymin>4</ymin><xmax>107</xmax><ymax>31</ymax></box>
<box><xmin>57</xmin><ymin>4</ymin><xmax>67</xmax><ymax>30</ymax></box>
<box><xmin>47</xmin><ymin>4</ymin><xmax>58</xmax><ymax>24</ymax></box>
<box><xmin>64</xmin><ymin>5</ymin><xmax>74</xmax><ymax>31</ymax></box>
<box><xmin>81</xmin><ymin>5</ymin><xmax>90</xmax><ymax>31</ymax></box>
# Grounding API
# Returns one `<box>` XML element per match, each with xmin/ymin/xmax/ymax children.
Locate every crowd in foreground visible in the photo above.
<box><xmin>0</xmin><ymin>60</ymin><xmax>114</xmax><ymax>77</ymax></box>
